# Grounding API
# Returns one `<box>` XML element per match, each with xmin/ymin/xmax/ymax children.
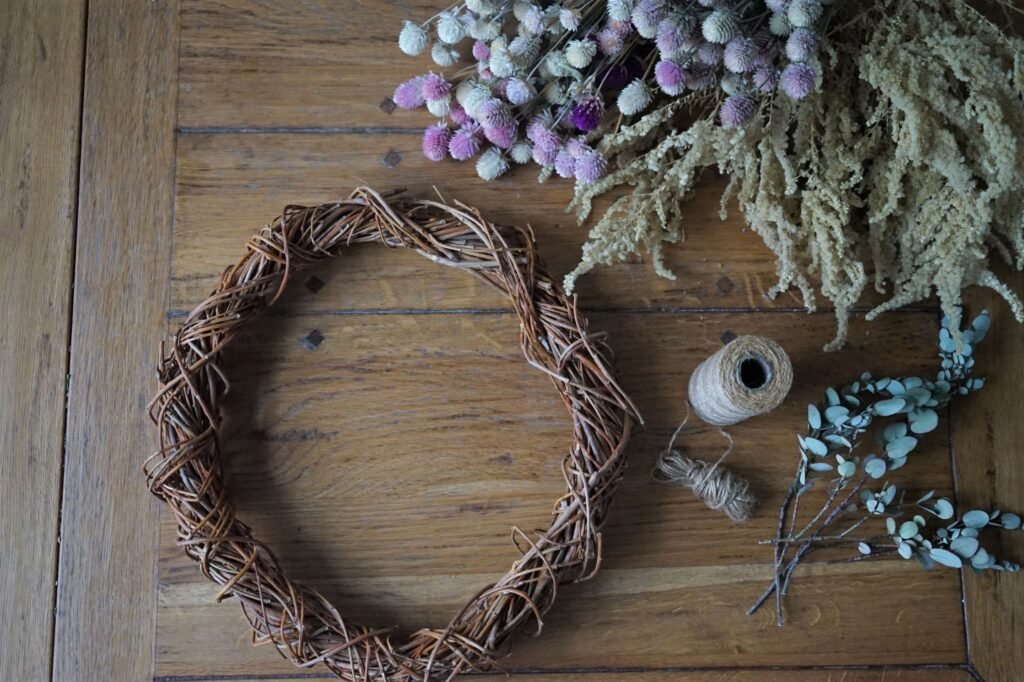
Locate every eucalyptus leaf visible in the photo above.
<box><xmin>963</xmin><ymin>510</ymin><xmax>990</xmax><ymax>529</ymax></box>
<box><xmin>857</xmin><ymin>542</ymin><xmax>871</xmax><ymax>555</ymax></box>
<box><xmin>874</xmin><ymin>398</ymin><xmax>905</xmax><ymax>416</ymax></box>
<box><xmin>909</xmin><ymin>408</ymin><xmax>939</xmax><ymax>434</ymax></box>
<box><xmin>837</xmin><ymin>460</ymin><xmax>856</xmax><ymax>478</ymax></box>
<box><xmin>1001</xmin><ymin>513</ymin><xmax>1022</xmax><ymax>530</ymax></box>
<box><xmin>886</xmin><ymin>435</ymin><xmax>918</xmax><ymax>459</ymax></box>
<box><xmin>898</xmin><ymin>543</ymin><xmax>913</xmax><ymax>559</ymax></box>
<box><xmin>887</xmin><ymin>379</ymin><xmax>906</xmax><ymax>395</ymax></box>
<box><xmin>899</xmin><ymin>521</ymin><xmax>919</xmax><ymax>539</ymax></box>
<box><xmin>809</xmin><ymin>462</ymin><xmax>834</xmax><ymax>472</ymax></box>
<box><xmin>826</xmin><ymin>387</ymin><xmax>840</xmax><ymax>406</ymax></box>
<box><xmin>929</xmin><ymin>548</ymin><xmax>964</xmax><ymax>568</ymax></box>
<box><xmin>807</xmin><ymin>404</ymin><xmax>822</xmax><ymax>430</ymax></box>
<box><xmin>864</xmin><ymin>458</ymin><xmax>887</xmax><ymax>479</ymax></box>
<box><xmin>971</xmin><ymin>548</ymin><xmax>993</xmax><ymax>569</ymax></box>
<box><xmin>886</xmin><ymin>517</ymin><xmax>897</xmax><ymax>535</ymax></box>
<box><xmin>825</xmin><ymin>405</ymin><xmax>850</xmax><ymax>424</ymax></box>
<box><xmin>950</xmin><ymin>537</ymin><xmax>980</xmax><ymax>559</ymax></box>
<box><xmin>932</xmin><ymin>498</ymin><xmax>955</xmax><ymax>520</ymax></box>
<box><xmin>883</xmin><ymin>422</ymin><xmax>908</xmax><ymax>442</ymax></box>
<box><xmin>803</xmin><ymin>437</ymin><xmax>828</xmax><ymax>457</ymax></box>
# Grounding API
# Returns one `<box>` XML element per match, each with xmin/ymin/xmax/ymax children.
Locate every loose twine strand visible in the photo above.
<box><xmin>145</xmin><ymin>187</ymin><xmax>639</xmax><ymax>682</ymax></box>
<box><xmin>654</xmin><ymin>336</ymin><xmax>793</xmax><ymax>523</ymax></box>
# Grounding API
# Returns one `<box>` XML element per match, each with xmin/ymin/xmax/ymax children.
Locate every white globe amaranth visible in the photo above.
<box><xmin>565</xmin><ymin>39</ymin><xmax>598</xmax><ymax>69</ymax></box>
<box><xmin>398</xmin><ymin>21</ymin><xmax>429</xmax><ymax>56</ymax></box>
<box><xmin>702</xmin><ymin>10</ymin><xmax>740</xmax><ymax>44</ymax></box>
<box><xmin>788</xmin><ymin>0</ymin><xmax>823</xmax><ymax>28</ymax></box>
<box><xmin>431</xmin><ymin>43</ymin><xmax>459</xmax><ymax>67</ymax></box>
<box><xmin>476</xmin><ymin>147</ymin><xmax>510</xmax><ymax>180</ymax></box>
<box><xmin>617</xmin><ymin>78</ymin><xmax>652</xmax><ymax>115</ymax></box>
<box><xmin>436</xmin><ymin>12</ymin><xmax>466</xmax><ymax>45</ymax></box>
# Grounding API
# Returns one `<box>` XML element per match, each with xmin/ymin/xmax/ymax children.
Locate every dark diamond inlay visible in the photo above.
<box><xmin>301</xmin><ymin>329</ymin><xmax>324</xmax><ymax>350</ymax></box>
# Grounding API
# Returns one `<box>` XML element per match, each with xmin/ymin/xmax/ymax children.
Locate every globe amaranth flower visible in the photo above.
<box><xmin>720</xmin><ymin>94</ymin><xmax>757</xmax><ymax>128</ymax></box>
<box><xmin>565</xmin><ymin>136</ymin><xmax>592</xmax><ymax>158</ymax></box>
<box><xmin>505</xmin><ymin>78</ymin><xmax>533</xmax><ymax>105</ymax></box>
<box><xmin>723</xmin><ymin>37</ymin><xmax>756</xmax><ymax>73</ymax></box>
<box><xmin>785</xmin><ymin>27</ymin><xmax>819</xmax><ymax>62</ymax></box>
<box><xmin>781</xmin><ymin>62</ymin><xmax>816</xmax><ymax>99</ymax></box>
<box><xmin>753</xmin><ymin>65</ymin><xmax>780</xmax><ymax>93</ymax></box>
<box><xmin>766</xmin><ymin>0</ymin><xmax>791</xmax><ymax>11</ymax></box>
<box><xmin>769</xmin><ymin>12</ymin><xmax>792</xmax><ymax>36</ymax></box>
<box><xmin>422</xmin><ymin>73</ymin><xmax>451</xmax><ymax>102</ymax></box>
<box><xmin>560</xmin><ymin>8</ymin><xmax>581</xmax><ymax>31</ymax></box>
<box><xmin>532</xmin><ymin>142</ymin><xmax>559</xmax><ymax>166</ymax></box>
<box><xmin>655</xmin><ymin>60</ymin><xmax>686</xmax><ymax>96</ymax></box>
<box><xmin>554</xmin><ymin>149</ymin><xmax>577</xmax><ymax>178</ymax></box>
<box><xmin>656</xmin><ymin>17</ymin><xmax>694</xmax><ymax>57</ymax></box>
<box><xmin>702</xmin><ymin>10</ymin><xmax>739</xmax><ymax>44</ymax></box>
<box><xmin>697</xmin><ymin>42</ymin><xmax>724</xmax><ymax>65</ymax></box>
<box><xmin>686</xmin><ymin>62</ymin><xmax>718</xmax><ymax>90</ymax></box>
<box><xmin>523</xmin><ymin>5</ymin><xmax>546</xmax><ymax>34</ymax></box>
<box><xmin>426</xmin><ymin>97</ymin><xmax>451</xmax><ymax>117</ymax></box>
<box><xmin>449</xmin><ymin>123</ymin><xmax>483</xmax><ymax>160</ymax></box>
<box><xmin>477</xmin><ymin>98</ymin><xmax>512</xmax><ymax>128</ymax></box>
<box><xmin>484</xmin><ymin>121</ymin><xmax>516</xmax><ymax>149</ymax></box>
<box><xmin>566</xmin><ymin>39</ymin><xmax>598</xmax><ymax>69</ymax></box>
<box><xmin>570</xmin><ymin>94</ymin><xmax>605</xmax><ymax>132</ymax></box>
<box><xmin>617</xmin><ymin>78</ymin><xmax>652</xmax><ymax>115</ymax></box>
<box><xmin>608</xmin><ymin>0</ymin><xmax>634</xmax><ymax>22</ymax></box>
<box><xmin>448</xmin><ymin>101</ymin><xmax>469</xmax><ymax>125</ymax></box>
<box><xmin>509</xmin><ymin>141</ymin><xmax>533</xmax><ymax>164</ymax></box>
<box><xmin>393</xmin><ymin>76</ymin><xmax>426</xmax><ymax>109</ymax></box>
<box><xmin>398</xmin><ymin>21</ymin><xmax>429</xmax><ymax>56</ymax></box>
<box><xmin>596</xmin><ymin>27</ymin><xmax>625</xmax><ymax>56</ymax></box>
<box><xmin>476</xmin><ymin>147</ymin><xmax>510</xmax><ymax>180</ymax></box>
<box><xmin>436</xmin><ymin>12</ymin><xmax>466</xmax><ymax>44</ymax></box>
<box><xmin>422</xmin><ymin>124</ymin><xmax>452</xmax><ymax>161</ymax></box>
<box><xmin>788</xmin><ymin>0</ymin><xmax>823</xmax><ymax>28</ymax></box>
<box><xmin>472</xmin><ymin>39</ymin><xmax>490</xmax><ymax>61</ymax></box>
<box><xmin>631</xmin><ymin>0</ymin><xmax>665</xmax><ymax>39</ymax></box>
<box><xmin>432</xmin><ymin>44</ymin><xmax>459</xmax><ymax>67</ymax></box>
<box><xmin>574</xmin><ymin>149</ymin><xmax>607</xmax><ymax>184</ymax></box>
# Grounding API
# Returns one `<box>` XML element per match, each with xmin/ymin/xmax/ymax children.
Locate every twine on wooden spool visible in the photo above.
<box><xmin>654</xmin><ymin>336</ymin><xmax>793</xmax><ymax>523</ymax></box>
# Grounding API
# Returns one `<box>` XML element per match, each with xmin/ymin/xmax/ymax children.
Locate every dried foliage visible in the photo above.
<box><xmin>146</xmin><ymin>187</ymin><xmax>638</xmax><ymax>681</ymax></box>
<box><xmin>568</xmin><ymin>0</ymin><xmax>1024</xmax><ymax>349</ymax></box>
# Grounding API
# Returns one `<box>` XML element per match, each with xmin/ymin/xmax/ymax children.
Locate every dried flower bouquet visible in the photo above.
<box><xmin>393</xmin><ymin>0</ymin><xmax>1024</xmax><ymax>347</ymax></box>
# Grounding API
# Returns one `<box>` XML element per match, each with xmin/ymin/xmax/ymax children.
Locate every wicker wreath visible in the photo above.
<box><xmin>146</xmin><ymin>187</ymin><xmax>637</xmax><ymax>681</ymax></box>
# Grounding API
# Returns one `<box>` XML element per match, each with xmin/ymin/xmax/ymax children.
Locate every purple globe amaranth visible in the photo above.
<box><xmin>785</xmin><ymin>27</ymin><xmax>819</xmax><ymax>62</ymax></box>
<box><xmin>477</xmin><ymin>99</ymin><xmax>512</xmax><ymax>128</ymax></box>
<box><xmin>421</xmin><ymin>73</ymin><xmax>451</xmax><ymax>102</ymax></box>
<box><xmin>655</xmin><ymin>60</ymin><xmax>686</xmax><ymax>96</ymax></box>
<box><xmin>697</xmin><ymin>42</ymin><xmax>724</xmax><ymax>65</ymax></box>
<box><xmin>393</xmin><ymin>76</ymin><xmax>426</xmax><ymax>109</ymax></box>
<box><xmin>472</xmin><ymin>39</ymin><xmax>490</xmax><ymax>61</ymax></box>
<box><xmin>449</xmin><ymin>101</ymin><xmax>469</xmax><ymax>126</ymax></box>
<box><xmin>554</xmin><ymin>148</ymin><xmax>577</xmax><ymax>178</ymax></box>
<box><xmin>753</xmin><ymin>66</ymin><xmax>780</xmax><ymax>93</ymax></box>
<box><xmin>449</xmin><ymin>123</ymin><xmax>482</xmax><ymax>161</ymax></box>
<box><xmin>483</xmin><ymin>121</ymin><xmax>516</xmax><ymax>149</ymax></box>
<box><xmin>422</xmin><ymin>124</ymin><xmax>452</xmax><ymax>161</ymax></box>
<box><xmin>571</xmin><ymin>95</ymin><xmax>605</xmax><ymax>132</ymax></box>
<box><xmin>565</xmin><ymin>136</ymin><xmax>593</xmax><ymax>158</ymax></box>
<box><xmin>723</xmin><ymin>37</ymin><xmax>756</xmax><ymax>73</ymax></box>
<box><xmin>781</xmin><ymin>62</ymin><xmax>816</xmax><ymax>99</ymax></box>
<box><xmin>574</xmin><ymin>149</ymin><xmax>607</xmax><ymax>184</ymax></box>
<box><xmin>720</xmin><ymin>94</ymin><xmax>757</xmax><ymax>128</ymax></box>
<box><xmin>532</xmin><ymin>141</ymin><xmax>559</xmax><ymax>166</ymax></box>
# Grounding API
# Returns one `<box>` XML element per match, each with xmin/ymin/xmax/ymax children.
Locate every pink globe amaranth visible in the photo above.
<box><xmin>596</xmin><ymin>27</ymin><xmax>624</xmax><ymax>56</ymax></box>
<box><xmin>533</xmin><ymin>126</ymin><xmax>562</xmax><ymax>154</ymax></box>
<box><xmin>753</xmin><ymin>66</ymin><xmax>780</xmax><ymax>94</ymax></box>
<box><xmin>484</xmin><ymin>121</ymin><xmax>516</xmax><ymax>149</ymax></box>
<box><xmin>449</xmin><ymin>102</ymin><xmax>469</xmax><ymax>126</ymax></box>
<box><xmin>781</xmin><ymin>62</ymin><xmax>816</xmax><ymax>99</ymax></box>
<box><xmin>554</xmin><ymin>149</ymin><xmax>576</xmax><ymax>178</ymax></box>
<box><xmin>574</xmin><ymin>149</ymin><xmax>607</xmax><ymax>184</ymax></box>
<box><xmin>655</xmin><ymin>60</ymin><xmax>686</xmax><ymax>96</ymax></box>
<box><xmin>393</xmin><ymin>76</ymin><xmax>426</xmax><ymax>109</ymax></box>
<box><xmin>477</xmin><ymin>99</ymin><xmax>512</xmax><ymax>128</ymax></box>
<box><xmin>472</xmin><ymin>39</ymin><xmax>490</xmax><ymax>61</ymax></box>
<box><xmin>449</xmin><ymin>124</ymin><xmax>482</xmax><ymax>160</ymax></box>
<box><xmin>532</xmin><ymin>142</ymin><xmax>559</xmax><ymax>166</ymax></box>
<box><xmin>566</xmin><ymin>136</ymin><xmax>592</xmax><ymax>158</ymax></box>
<box><xmin>656</xmin><ymin>19</ymin><xmax>687</xmax><ymax>56</ymax></box>
<box><xmin>421</xmin><ymin>73</ymin><xmax>451</xmax><ymax>102</ymax></box>
<box><xmin>422</xmin><ymin>125</ymin><xmax>452</xmax><ymax>161</ymax></box>
<box><xmin>697</xmin><ymin>42</ymin><xmax>724</xmax><ymax>66</ymax></box>
<box><xmin>570</xmin><ymin>95</ymin><xmax>604</xmax><ymax>132</ymax></box>
<box><xmin>720</xmin><ymin>94</ymin><xmax>757</xmax><ymax>128</ymax></box>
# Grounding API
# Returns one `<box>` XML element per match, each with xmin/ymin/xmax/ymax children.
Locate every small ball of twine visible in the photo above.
<box><xmin>654</xmin><ymin>336</ymin><xmax>793</xmax><ymax>522</ymax></box>
<box><xmin>688</xmin><ymin>335</ymin><xmax>793</xmax><ymax>426</ymax></box>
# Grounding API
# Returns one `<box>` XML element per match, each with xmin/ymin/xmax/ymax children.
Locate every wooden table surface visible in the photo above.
<box><xmin>2</xmin><ymin>1</ymin><xmax>1022</xmax><ymax>681</ymax></box>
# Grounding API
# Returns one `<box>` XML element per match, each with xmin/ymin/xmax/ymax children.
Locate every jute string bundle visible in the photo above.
<box><xmin>655</xmin><ymin>336</ymin><xmax>793</xmax><ymax>522</ymax></box>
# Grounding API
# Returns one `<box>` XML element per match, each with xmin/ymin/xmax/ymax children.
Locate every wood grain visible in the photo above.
<box><xmin>178</xmin><ymin>0</ymin><xmax>468</xmax><ymax>129</ymax></box>
<box><xmin>51</xmin><ymin>1</ymin><xmax>179</xmax><ymax>680</ymax></box>
<box><xmin>155</xmin><ymin>310</ymin><xmax>965</xmax><ymax>678</ymax></box>
<box><xmin>158</xmin><ymin>669</ymin><xmax>975</xmax><ymax>682</ymax></box>
<box><xmin>172</xmin><ymin>132</ymin><xmax>909</xmax><ymax>326</ymax></box>
<box><xmin>954</xmin><ymin>271</ymin><xmax>1024</xmax><ymax>682</ymax></box>
<box><xmin>0</xmin><ymin>2</ymin><xmax>85</xmax><ymax>680</ymax></box>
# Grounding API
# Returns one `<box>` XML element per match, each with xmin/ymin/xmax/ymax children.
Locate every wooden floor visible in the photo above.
<box><xmin>2</xmin><ymin>1</ymin><xmax>1023</xmax><ymax>681</ymax></box>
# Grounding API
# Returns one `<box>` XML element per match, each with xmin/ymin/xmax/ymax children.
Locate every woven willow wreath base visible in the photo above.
<box><xmin>146</xmin><ymin>187</ymin><xmax>637</xmax><ymax>681</ymax></box>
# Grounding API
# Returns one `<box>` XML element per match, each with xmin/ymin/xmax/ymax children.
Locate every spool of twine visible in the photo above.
<box><xmin>654</xmin><ymin>336</ymin><xmax>793</xmax><ymax>522</ymax></box>
<box><xmin>688</xmin><ymin>335</ymin><xmax>793</xmax><ymax>426</ymax></box>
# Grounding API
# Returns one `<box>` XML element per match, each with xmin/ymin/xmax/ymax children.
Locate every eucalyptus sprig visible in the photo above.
<box><xmin>750</xmin><ymin>310</ymin><xmax>1023</xmax><ymax>625</ymax></box>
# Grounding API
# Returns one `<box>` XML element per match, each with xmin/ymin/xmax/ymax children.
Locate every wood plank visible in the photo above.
<box><xmin>155</xmin><ymin>310</ymin><xmax>965</xmax><ymax>677</ymax></box>
<box><xmin>954</xmin><ymin>271</ymin><xmax>1024</xmax><ymax>682</ymax></box>
<box><xmin>0</xmin><ymin>2</ymin><xmax>85</xmax><ymax>680</ymax></box>
<box><xmin>173</xmin><ymin>132</ymin><xmax>906</xmax><ymax>327</ymax></box>
<box><xmin>52</xmin><ymin>1</ymin><xmax>179</xmax><ymax>680</ymax></box>
<box><xmin>157</xmin><ymin>668</ymin><xmax>975</xmax><ymax>682</ymax></box>
<box><xmin>178</xmin><ymin>0</ymin><xmax>461</xmax><ymax>129</ymax></box>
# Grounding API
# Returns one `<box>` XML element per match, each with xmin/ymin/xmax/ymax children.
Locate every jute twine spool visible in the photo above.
<box><xmin>655</xmin><ymin>336</ymin><xmax>793</xmax><ymax>522</ymax></box>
